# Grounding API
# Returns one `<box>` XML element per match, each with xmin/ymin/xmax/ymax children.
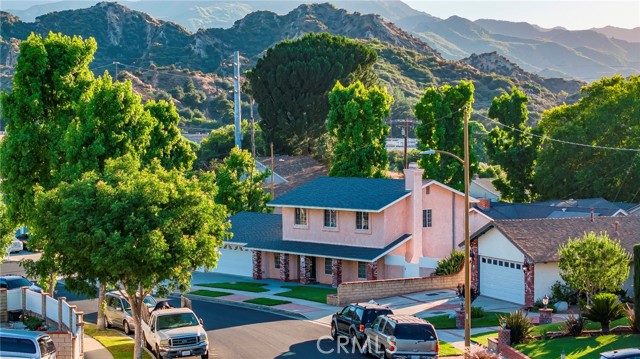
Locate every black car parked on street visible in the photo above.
<box><xmin>330</xmin><ymin>302</ymin><xmax>393</xmax><ymax>344</ymax></box>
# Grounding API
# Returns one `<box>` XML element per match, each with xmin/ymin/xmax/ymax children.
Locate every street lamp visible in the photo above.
<box><xmin>419</xmin><ymin>105</ymin><xmax>471</xmax><ymax>349</ymax></box>
<box><xmin>543</xmin><ymin>294</ymin><xmax>549</xmax><ymax>309</ymax></box>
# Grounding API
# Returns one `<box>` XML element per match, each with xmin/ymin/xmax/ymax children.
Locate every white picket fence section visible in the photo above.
<box><xmin>6</xmin><ymin>289</ymin><xmax>21</xmax><ymax>311</ymax></box>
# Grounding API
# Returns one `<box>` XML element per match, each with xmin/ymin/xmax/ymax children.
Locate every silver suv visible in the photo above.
<box><xmin>105</xmin><ymin>291</ymin><xmax>157</xmax><ymax>335</ymax></box>
<box><xmin>365</xmin><ymin>315</ymin><xmax>439</xmax><ymax>359</ymax></box>
<box><xmin>0</xmin><ymin>328</ymin><xmax>57</xmax><ymax>359</ymax></box>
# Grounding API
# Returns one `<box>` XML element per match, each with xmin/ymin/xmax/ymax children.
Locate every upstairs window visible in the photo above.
<box><xmin>324</xmin><ymin>209</ymin><xmax>337</xmax><ymax>228</ymax></box>
<box><xmin>423</xmin><ymin>209</ymin><xmax>433</xmax><ymax>228</ymax></box>
<box><xmin>294</xmin><ymin>208</ymin><xmax>307</xmax><ymax>226</ymax></box>
<box><xmin>355</xmin><ymin>212</ymin><xmax>369</xmax><ymax>230</ymax></box>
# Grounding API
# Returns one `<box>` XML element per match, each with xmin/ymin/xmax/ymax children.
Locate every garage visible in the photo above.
<box><xmin>479</xmin><ymin>256</ymin><xmax>525</xmax><ymax>305</ymax></box>
<box><xmin>211</xmin><ymin>243</ymin><xmax>253</xmax><ymax>277</ymax></box>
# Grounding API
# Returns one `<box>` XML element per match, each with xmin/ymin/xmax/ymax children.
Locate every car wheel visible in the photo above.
<box><xmin>201</xmin><ymin>350</ymin><xmax>209</xmax><ymax>359</ymax></box>
<box><xmin>330</xmin><ymin>323</ymin><xmax>337</xmax><ymax>339</ymax></box>
<box><xmin>143</xmin><ymin>334</ymin><xmax>151</xmax><ymax>350</ymax></box>
<box><xmin>123</xmin><ymin>321</ymin><xmax>131</xmax><ymax>335</ymax></box>
<box><xmin>349</xmin><ymin>329</ymin><xmax>357</xmax><ymax>345</ymax></box>
<box><xmin>155</xmin><ymin>344</ymin><xmax>162</xmax><ymax>359</ymax></box>
<box><xmin>378</xmin><ymin>345</ymin><xmax>385</xmax><ymax>359</ymax></box>
<box><xmin>105</xmin><ymin>317</ymin><xmax>111</xmax><ymax>329</ymax></box>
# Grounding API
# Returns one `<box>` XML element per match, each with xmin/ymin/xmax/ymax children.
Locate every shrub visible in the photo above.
<box><xmin>498</xmin><ymin>310</ymin><xmax>533</xmax><ymax>345</ymax></box>
<box><xmin>471</xmin><ymin>306</ymin><xmax>485</xmax><ymax>318</ymax></box>
<box><xmin>456</xmin><ymin>283</ymin><xmax>480</xmax><ymax>304</ymax></box>
<box><xmin>551</xmin><ymin>281</ymin><xmax>577</xmax><ymax>304</ymax></box>
<box><xmin>583</xmin><ymin>293</ymin><xmax>626</xmax><ymax>334</ymax></box>
<box><xmin>21</xmin><ymin>314</ymin><xmax>47</xmax><ymax>331</ymax></box>
<box><xmin>434</xmin><ymin>251</ymin><xmax>464</xmax><ymax>276</ymax></box>
<box><xmin>624</xmin><ymin>303</ymin><xmax>637</xmax><ymax>333</ymax></box>
<box><xmin>563</xmin><ymin>314</ymin><xmax>585</xmax><ymax>336</ymax></box>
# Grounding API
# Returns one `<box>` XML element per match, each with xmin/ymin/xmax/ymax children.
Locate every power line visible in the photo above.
<box><xmin>475</xmin><ymin>112</ymin><xmax>640</xmax><ymax>152</ymax></box>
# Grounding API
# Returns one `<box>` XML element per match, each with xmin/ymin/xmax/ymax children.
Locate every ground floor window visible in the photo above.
<box><xmin>358</xmin><ymin>262</ymin><xmax>367</xmax><ymax>279</ymax></box>
<box><xmin>274</xmin><ymin>253</ymin><xmax>280</xmax><ymax>269</ymax></box>
<box><xmin>324</xmin><ymin>259</ymin><xmax>333</xmax><ymax>275</ymax></box>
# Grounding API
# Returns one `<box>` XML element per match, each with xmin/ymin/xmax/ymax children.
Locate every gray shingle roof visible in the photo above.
<box><xmin>475</xmin><ymin>202</ymin><xmax>622</xmax><ymax>220</ymax></box>
<box><xmin>267</xmin><ymin>177</ymin><xmax>410</xmax><ymax>212</ymax></box>
<box><xmin>229</xmin><ymin>211</ymin><xmax>412</xmax><ymax>262</ymax></box>
<box><xmin>471</xmin><ymin>216</ymin><xmax>640</xmax><ymax>263</ymax></box>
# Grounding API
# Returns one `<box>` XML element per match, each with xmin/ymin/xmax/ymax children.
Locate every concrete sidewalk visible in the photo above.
<box><xmin>83</xmin><ymin>334</ymin><xmax>114</xmax><ymax>359</ymax></box>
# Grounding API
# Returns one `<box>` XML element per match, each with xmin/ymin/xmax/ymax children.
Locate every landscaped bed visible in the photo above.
<box><xmin>189</xmin><ymin>289</ymin><xmax>232</xmax><ymax>297</ymax></box>
<box><xmin>196</xmin><ymin>281</ymin><xmax>269</xmax><ymax>292</ymax></box>
<box><xmin>425</xmin><ymin>312</ymin><xmax>508</xmax><ymax>329</ymax></box>
<box><xmin>85</xmin><ymin>323</ymin><xmax>153</xmax><ymax>359</ymax></box>
<box><xmin>244</xmin><ymin>298</ymin><xmax>292</xmax><ymax>306</ymax></box>
<box><xmin>275</xmin><ymin>285</ymin><xmax>337</xmax><ymax>303</ymax></box>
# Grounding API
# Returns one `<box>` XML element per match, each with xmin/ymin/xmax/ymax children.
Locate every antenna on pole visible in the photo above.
<box><xmin>233</xmin><ymin>51</ymin><xmax>242</xmax><ymax>148</ymax></box>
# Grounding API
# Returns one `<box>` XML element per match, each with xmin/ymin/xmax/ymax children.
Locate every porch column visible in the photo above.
<box><xmin>524</xmin><ymin>261</ymin><xmax>535</xmax><ymax>308</ymax></box>
<box><xmin>331</xmin><ymin>259</ymin><xmax>342</xmax><ymax>288</ymax></box>
<box><xmin>299</xmin><ymin>256</ymin><xmax>312</xmax><ymax>284</ymax></box>
<box><xmin>252</xmin><ymin>250</ymin><xmax>262</xmax><ymax>280</ymax></box>
<box><xmin>366</xmin><ymin>262</ymin><xmax>378</xmax><ymax>280</ymax></box>
<box><xmin>279</xmin><ymin>253</ymin><xmax>290</xmax><ymax>282</ymax></box>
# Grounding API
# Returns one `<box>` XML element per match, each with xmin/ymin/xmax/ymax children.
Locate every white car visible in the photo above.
<box><xmin>6</xmin><ymin>239</ymin><xmax>23</xmax><ymax>254</ymax></box>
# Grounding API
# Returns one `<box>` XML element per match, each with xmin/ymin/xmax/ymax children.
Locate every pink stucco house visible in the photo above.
<box><xmin>220</xmin><ymin>166</ymin><xmax>484</xmax><ymax>287</ymax></box>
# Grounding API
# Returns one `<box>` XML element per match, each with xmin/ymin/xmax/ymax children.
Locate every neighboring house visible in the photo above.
<box><xmin>469</xmin><ymin>216</ymin><xmax>639</xmax><ymax>306</ymax></box>
<box><xmin>256</xmin><ymin>155</ymin><xmax>329</xmax><ymax>198</ymax></box>
<box><xmin>214</xmin><ymin>166</ymin><xmax>480</xmax><ymax>286</ymax></box>
<box><xmin>474</xmin><ymin>197</ymin><xmax>632</xmax><ymax>220</ymax></box>
<box><xmin>470</xmin><ymin>175</ymin><xmax>500</xmax><ymax>202</ymax></box>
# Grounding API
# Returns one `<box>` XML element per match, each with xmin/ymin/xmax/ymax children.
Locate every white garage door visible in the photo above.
<box><xmin>480</xmin><ymin>256</ymin><xmax>525</xmax><ymax>305</ymax></box>
<box><xmin>212</xmin><ymin>243</ymin><xmax>253</xmax><ymax>277</ymax></box>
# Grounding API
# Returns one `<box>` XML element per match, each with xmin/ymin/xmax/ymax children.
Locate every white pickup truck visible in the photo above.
<box><xmin>141</xmin><ymin>306</ymin><xmax>209</xmax><ymax>359</ymax></box>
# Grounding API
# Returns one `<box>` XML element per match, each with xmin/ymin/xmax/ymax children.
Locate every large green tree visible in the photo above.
<box><xmin>247</xmin><ymin>32</ymin><xmax>378</xmax><ymax>155</ymax></box>
<box><xmin>214</xmin><ymin>147</ymin><xmax>272</xmax><ymax>215</ymax></box>
<box><xmin>484</xmin><ymin>88</ymin><xmax>541</xmax><ymax>202</ymax></box>
<box><xmin>535</xmin><ymin>75</ymin><xmax>640</xmax><ymax>202</ymax></box>
<box><xmin>0</xmin><ymin>200</ymin><xmax>16</xmax><ymax>260</ymax></box>
<box><xmin>0</xmin><ymin>32</ymin><xmax>96</xmax><ymax>223</ymax></box>
<box><xmin>415</xmin><ymin>81</ymin><xmax>478</xmax><ymax>191</ymax></box>
<box><xmin>196</xmin><ymin>120</ymin><xmax>265</xmax><ymax>169</ymax></box>
<box><xmin>558</xmin><ymin>231</ymin><xmax>631</xmax><ymax>304</ymax></box>
<box><xmin>33</xmin><ymin>155</ymin><xmax>229</xmax><ymax>359</ymax></box>
<box><xmin>327</xmin><ymin>81</ymin><xmax>393</xmax><ymax>178</ymax></box>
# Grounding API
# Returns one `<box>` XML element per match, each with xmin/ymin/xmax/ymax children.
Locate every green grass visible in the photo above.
<box><xmin>516</xmin><ymin>334</ymin><xmax>640</xmax><ymax>359</ymax></box>
<box><xmin>275</xmin><ymin>285</ymin><xmax>337</xmax><ymax>304</ymax></box>
<box><xmin>470</xmin><ymin>317</ymin><xmax>632</xmax><ymax>347</ymax></box>
<box><xmin>439</xmin><ymin>341</ymin><xmax>463</xmax><ymax>356</ymax></box>
<box><xmin>84</xmin><ymin>323</ymin><xmax>153</xmax><ymax>359</ymax></box>
<box><xmin>189</xmin><ymin>289</ymin><xmax>232</xmax><ymax>297</ymax></box>
<box><xmin>197</xmin><ymin>281</ymin><xmax>269</xmax><ymax>293</ymax></box>
<box><xmin>243</xmin><ymin>298</ymin><xmax>292</xmax><ymax>306</ymax></box>
<box><xmin>425</xmin><ymin>312</ymin><xmax>508</xmax><ymax>329</ymax></box>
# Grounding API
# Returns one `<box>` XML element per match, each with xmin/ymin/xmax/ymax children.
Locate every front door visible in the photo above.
<box><xmin>310</xmin><ymin>257</ymin><xmax>317</xmax><ymax>282</ymax></box>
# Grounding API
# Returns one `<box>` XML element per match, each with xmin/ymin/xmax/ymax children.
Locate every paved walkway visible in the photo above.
<box><xmin>83</xmin><ymin>334</ymin><xmax>114</xmax><ymax>359</ymax></box>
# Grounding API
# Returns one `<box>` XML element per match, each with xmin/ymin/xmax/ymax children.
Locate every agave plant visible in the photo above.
<box><xmin>625</xmin><ymin>303</ymin><xmax>637</xmax><ymax>333</ymax></box>
<box><xmin>583</xmin><ymin>293</ymin><xmax>626</xmax><ymax>334</ymax></box>
<box><xmin>498</xmin><ymin>310</ymin><xmax>533</xmax><ymax>345</ymax></box>
<box><xmin>563</xmin><ymin>314</ymin><xmax>585</xmax><ymax>336</ymax></box>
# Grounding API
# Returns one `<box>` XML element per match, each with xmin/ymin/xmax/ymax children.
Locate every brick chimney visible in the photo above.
<box><xmin>478</xmin><ymin>198</ymin><xmax>491</xmax><ymax>210</ymax></box>
<box><xmin>590</xmin><ymin>208</ymin><xmax>595</xmax><ymax>222</ymax></box>
<box><xmin>613</xmin><ymin>221</ymin><xmax>620</xmax><ymax>236</ymax></box>
<box><xmin>404</xmin><ymin>163</ymin><xmax>424</xmax><ymax>264</ymax></box>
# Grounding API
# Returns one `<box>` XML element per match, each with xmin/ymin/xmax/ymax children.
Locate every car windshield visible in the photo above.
<box><xmin>394</xmin><ymin>324</ymin><xmax>436</xmax><ymax>341</ymax></box>
<box><xmin>364</xmin><ymin>309</ymin><xmax>393</xmax><ymax>324</ymax></box>
<box><xmin>156</xmin><ymin>313</ymin><xmax>199</xmax><ymax>330</ymax></box>
<box><xmin>5</xmin><ymin>277</ymin><xmax>32</xmax><ymax>289</ymax></box>
<box><xmin>122</xmin><ymin>296</ymin><xmax>157</xmax><ymax>312</ymax></box>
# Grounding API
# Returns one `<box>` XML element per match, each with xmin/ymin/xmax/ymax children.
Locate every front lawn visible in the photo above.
<box><xmin>244</xmin><ymin>298</ymin><xmax>292</xmax><ymax>306</ymax></box>
<box><xmin>85</xmin><ymin>323</ymin><xmax>153</xmax><ymax>359</ymax></box>
<box><xmin>425</xmin><ymin>312</ymin><xmax>508</xmax><ymax>329</ymax></box>
<box><xmin>516</xmin><ymin>334</ymin><xmax>640</xmax><ymax>359</ymax></box>
<box><xmin>275</xmin><ymin>285</ymin><xmax>337</xmax><ymax>304</ymax></box>
<box><xmin>197</xmin><ymin>281</ymin><xmax>269</xmax><ymax>293</ymax></box>
<box><xmin>439</xmin><ymin>341</ymin><xmax>463</xmax><ymax>356</ymax></box>
<box><xmin>189</xmin><ymin>289</ymin><xmax>232</xmax><ymax>298</ymax></box>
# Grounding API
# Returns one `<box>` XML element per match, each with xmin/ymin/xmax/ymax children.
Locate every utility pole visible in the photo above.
<box><xmin>403</xmin><ymin>119</ymin><xmax>409</xmax><ymax>169</ymax></box>
<box><xmin>462</xmin><ymin>105</ymin><xmax>471</xmax><ymax>349</ymax></box>
<box><xmin>233</xmin><ymin>51</ymin><xmax>242</xmax><ymax>148</ymax></box>
<box><xmin>250</xmin><ymin>96</ymin><xmax>256</xmax><ymax>157</ymax></box>
<box><xmin>270</xmin><ymin>143</ymin><xmax>275</xmax><ymax>199</ymax></box>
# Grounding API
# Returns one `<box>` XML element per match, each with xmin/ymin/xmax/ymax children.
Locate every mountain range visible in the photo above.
<box><xmin>3</xmin><ymin>0</ymin><xmax>639</xmax><ymax>82</ymax></box>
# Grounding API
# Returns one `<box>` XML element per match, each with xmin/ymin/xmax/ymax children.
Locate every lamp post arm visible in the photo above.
<box><xmin>429</xmin><ymin>149</ymin><xmax>464</xmax><ymax>165</ymax></box>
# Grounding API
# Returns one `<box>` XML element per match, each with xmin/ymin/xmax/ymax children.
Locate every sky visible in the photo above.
<box><xmin>404</xmin><ymin>0</ymin><xmax>640</xmax><ymax>30</ymax></box>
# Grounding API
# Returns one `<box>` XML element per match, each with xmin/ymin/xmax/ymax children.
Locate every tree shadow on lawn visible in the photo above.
<box><xmin>515</xmin><ymin>334</ymin><xmax>640</xmax><ymax>359</ymax></box>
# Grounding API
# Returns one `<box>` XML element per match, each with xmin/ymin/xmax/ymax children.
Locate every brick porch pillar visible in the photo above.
<box><xmin>498</xmin><ymin>329</ymin><xmax>511</xmax><ymax>346</ymax></box>
<box><xmin>366</xmin><ymin>262</ymin><xmax>378</xmax><ymax>280</ymax></box>
<box><xmin>524</xmin><ymin>261</ymin><xmax>535</xmax><ymax>308</ymax></box>
<box><xmin>279</xmin><ymin>253</ymin><xmax>290</xmax><ymax>282</ymax></box>
<box><xmin>470</xmin><ymin>241</ymin><xmax>479</xmax><ymax>293</ymax></box>
<box><xmin>252</xmin><ymin>250</ymin><xmax>262</xmax><ymax>280</ymax></box>
<box><xmin>0</xmin><ymin>288</ymin><xmax>7</xmax><ymax>323</ymax></box>
<box><xmin>331</xmin><ymin>259</ymin><xmax>342</xmax><ymax>288</ymax></box>
<box><xmin>299</xmin><ymin>256</ymin><xmax>312</xmax><ymax>284</ymax></box>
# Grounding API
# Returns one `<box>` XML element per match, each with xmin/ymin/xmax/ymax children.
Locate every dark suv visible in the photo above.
<box><xmin>0</xmin><ymin>275</ymin><xmax>42</xmax><ymax>293</ymax></box>
<box><xmin>331</xmin><ymin>302</ymin><xmax>393</xmax><ymax>344</ymax></box>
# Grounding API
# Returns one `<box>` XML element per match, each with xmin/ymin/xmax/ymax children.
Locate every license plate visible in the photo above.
<box><xmin>181</xmin><ymin>350</ymin><xmax>191</xmax><ymax>356</ymax></box>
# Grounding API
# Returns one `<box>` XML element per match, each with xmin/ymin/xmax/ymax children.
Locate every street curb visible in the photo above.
<box><xmin>180</xmin><ymin>293</ymin><xmax>307</xmax><ymax>320</ymax></box>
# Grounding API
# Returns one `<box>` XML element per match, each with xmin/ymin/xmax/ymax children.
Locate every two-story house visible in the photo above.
<box><xmin>214</xmin><ymin>166</ymin><xmax>482</xmax><ymax>287</ymax></box>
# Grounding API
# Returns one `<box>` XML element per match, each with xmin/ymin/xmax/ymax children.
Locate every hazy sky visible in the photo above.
<box><xmin>404</xmin><ymin>1</ymin><xmax>640</xmax><ymax>30</ymax></box>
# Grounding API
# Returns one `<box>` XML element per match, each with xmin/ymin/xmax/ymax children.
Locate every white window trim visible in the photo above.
<box><xmin>294</xmin><ymin>208</ymin><xmax>308</xmax><ymax>229</ymax></box>
<box><xmin>323</xmin><ymin>209</ymin><xmax>339</xmax><ymax>231</ymax></box>
<box><xmin>355</xmin><ymin>211</ymin><xmax>371</xmax><ymax>234</ymax></box>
